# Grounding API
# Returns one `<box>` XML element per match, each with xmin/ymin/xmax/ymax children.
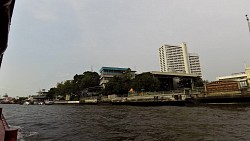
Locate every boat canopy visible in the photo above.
<box><xmin>0</xmin><ymin>0</ymin><xmax>15</xmax><ymax>68</ymax></box>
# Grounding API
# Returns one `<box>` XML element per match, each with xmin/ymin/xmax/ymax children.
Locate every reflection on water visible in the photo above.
<box><xmin>1</xmin><ymin>104</ymin><xmax>250</xmax><ymax>141</ymax></box>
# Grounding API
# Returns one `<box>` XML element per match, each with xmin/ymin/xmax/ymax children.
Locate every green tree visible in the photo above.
<box><xmin>131</xmin><ymin>72</ymin><xmax>160</xmax><ymax>92</ymax></box>
<box><xmin>104</xmin><ymin>69</ymin><xmax>134</xmax><ymax>95</ymax></box>
<box><xmin>47</xmin><ymin>87</ymin><xmax>57</xmax><ymax>99</ymax></box>
<box><xmin>72</xmin><ymin>74</ymin><xmax>84</xmax><ymax>95</ymax></box>
<box><xmin>55</xmin><ymin>82</ymin><xmax>66</xmax><ymax>97</ymax></box>
<box><xmin>63</xmin><ymin>80</ymin><xmax>75</xmax><ymax>94</ymax></box>
<box><xmin>49</xmin><ymin>71</ymin><xmax>101</xmax><ymax>99</ymax></box>
<box><xmin>193</xmin><ymin>77</ymin><xmax>204</xmax><ymax>87</ymax></box>
<box><xmin>79</xmin><ymin>71</ymin><xmax>100</xmax><ymax>90</ymax></box>
<box><xmin>104</xmin><ymin>75</ymin><xmax>132</xmax><ymax>95</ymax></box>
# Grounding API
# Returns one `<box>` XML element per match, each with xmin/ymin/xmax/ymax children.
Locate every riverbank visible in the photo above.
<box><xmin>192</xmin><ymin>91</ymin><xmax>250</xmax><ymax>104</ymax></box>
<box><xmin>6</xmin><ymin>90</ymin><xmax>250</xmax><ymax>107</ymax></box>
<box><xmin>78</xmin><ymin>90</ymin><xmax>250</xmax><ymax>106</ymax></box>
<box><xmin>76</xmin><ymin>93</ymin><xmax>189</xmax><ymax>106</ymax></box>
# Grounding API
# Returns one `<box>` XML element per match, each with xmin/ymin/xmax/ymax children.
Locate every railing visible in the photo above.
<box><xmin>1</xmin><ymin>114</ymin><xmax>9</xmax><ymax>130</ymax></box>
<box><xmin>0</xmin><ymin>108</ymin><xmax>18</xmax><ymax>141</ymax></box>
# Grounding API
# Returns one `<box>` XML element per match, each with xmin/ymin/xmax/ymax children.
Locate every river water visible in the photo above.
<box><xmin>1</xmin><ymin>104</ymin><xmax>250</xmax><ymax>141</ymax></box>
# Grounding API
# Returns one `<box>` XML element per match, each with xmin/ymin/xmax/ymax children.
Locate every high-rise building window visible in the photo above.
<box><xmin>159</xmin><ymin>43</ymin><xmax>202</xmax><ymax>76</ymax></box>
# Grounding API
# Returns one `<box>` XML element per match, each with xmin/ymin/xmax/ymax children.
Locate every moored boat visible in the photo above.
<box><xmin>44</xmin><ymin>100</ymin><xmax>54</xmax><ymax>105</ymax></box>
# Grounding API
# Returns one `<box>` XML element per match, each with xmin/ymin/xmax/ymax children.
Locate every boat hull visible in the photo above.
<box><xmin>0</xmin><ymin>108</ymin><xmax>18</xmax><ymax>141</ymax></box>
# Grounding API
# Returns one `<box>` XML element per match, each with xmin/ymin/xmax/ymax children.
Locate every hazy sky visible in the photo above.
<box><xmin>1</xmin><ymin>0</ymin><xmax>250</xmax><ymax>97</ymax></box>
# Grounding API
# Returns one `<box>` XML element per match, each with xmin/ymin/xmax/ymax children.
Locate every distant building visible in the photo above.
<box><xmin>159</xmin><ymin>42</ymin><xmax>202</xmax><ymax>76</ymax></box>
<box><xmin>216</xmin><ymin>65</ymin><xmax>250</xmax><ymax>88</ymax></box>
<box><xmin>205</xmin><ymin>81</ymin><xmax>242</xmax><ymax>93</ymax></box>
<box><xmin>31</xmin><ymin>89</ymin><xmax>48</xmax><ymax>102</ymax></box>
<box><xmin>216</xmin><ymin>72</ymin><xmax>247</xmax><ymax>82</ymax></box>
<box><xmin>99</xmin><ymin>67</ymin><xmax>136</xmax><ymax>88</ymax></box>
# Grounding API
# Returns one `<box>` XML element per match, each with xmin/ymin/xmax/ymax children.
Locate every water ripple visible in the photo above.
<box><xmin>1</xmin><ymin>104</ymin><xmax>250</xmax><ymax>140</ymax></box>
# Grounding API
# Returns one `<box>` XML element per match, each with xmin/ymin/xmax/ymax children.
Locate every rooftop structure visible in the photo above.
<box><xmin>150</xmin><ymin>71</ymin><xmax>200</xmax><ymax>78</ymax></box>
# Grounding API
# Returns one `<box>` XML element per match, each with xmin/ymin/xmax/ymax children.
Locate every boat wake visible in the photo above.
<box><xmin>10</xmin><ymin>125</ymin><xmax>39</xmax><ymax>141</ymax></box>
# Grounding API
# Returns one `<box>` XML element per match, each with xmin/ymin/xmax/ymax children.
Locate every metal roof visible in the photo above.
<box><xmin>150</xmin><ymin>71</ymin><xmax>200</xmax><ymax>77</ymax></box>
<box><xmin>100</xmin><ymin>67</ymin><xmax>129</xmax><ymax>72</ymax></box>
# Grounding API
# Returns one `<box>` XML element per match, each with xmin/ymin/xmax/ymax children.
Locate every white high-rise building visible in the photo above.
<box><xmin>159</xmin><ymin>42</ymin><xmax>190</xmax><ymax>73</ymax></box>
<box><xmin>159</xmin><ymin>42</ymin><xmax>202</xmax><ymax>76</ymax></box>
<box><xmin>189</xmin><ymin>53</ymin><xmax>202</xmax><ymax>76</ymax></box>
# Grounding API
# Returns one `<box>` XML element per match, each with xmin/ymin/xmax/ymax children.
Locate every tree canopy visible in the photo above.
<box><xmin>104</xmin><ymin>71</ymin><xmax>161</xmax><ymax>95</ymax></box>
<box><xmin>104</xmin><ymin>69</ymin><xmax>132</xmax><ymax>96</ymax></box>
<box><xmin>47</xmin><ymin>70</ymin><xmax>205</xmax><ymax>99</ymax></box>
<box><xmin>131</xmin><ymin>72</ymin><xmax>160</xmax><ymax>92</ymax></box>
<box><xmin>48</xmin><ymin>71</ymin><xmax>100</xmax><ymax>99</ymax></box>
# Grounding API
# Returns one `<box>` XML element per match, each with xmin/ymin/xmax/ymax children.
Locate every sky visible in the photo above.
<box><xmin>1</xmin><ymin>0</ymin><xmax>250</xmax><ymax>97</ymax></box>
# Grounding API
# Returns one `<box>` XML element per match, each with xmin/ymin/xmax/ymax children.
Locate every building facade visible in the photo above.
<box><xmin>189</xmin><ymin>53</ymin><xmax>202</xmax><ymax>76</ymax></box>
<box><xmin>150</xmin><ymin>71</ymin><xmax>200</xmax><ymax>91</ymax></box>
<box><xmin>159</xmin><ymin>42</ymin><xmax>202</xmax><ymax>76</ymax></box>
<box><xmin>215</xmin><ymin>65</ymin><xmax>250</xmax><ymax>88</ymax></box>
<box><xmin>99</xmin><ymin>67</ymin><xmax>136</xmax><ymax>88</ymax></box>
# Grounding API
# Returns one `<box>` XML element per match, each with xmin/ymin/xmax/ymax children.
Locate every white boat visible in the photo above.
<box><xmin>23</xmin><ymin>101</ymin><xmax>30</xmax><ymax>105</ymax></box>
<box><xmin>45</xmin><ymin>100</ymin><xmax>54</xmax><ymax>105</ymax></box>
<box><xmin>38</xmin><ymin>101</ymin><xmax>44</xmax><ymax>105</ymax></box>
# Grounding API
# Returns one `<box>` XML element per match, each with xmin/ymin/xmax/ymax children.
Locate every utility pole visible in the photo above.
<box><xmin>246</xmin><ymin>14</ymin><xmax>250</xmax><ymax>33</ymax></box>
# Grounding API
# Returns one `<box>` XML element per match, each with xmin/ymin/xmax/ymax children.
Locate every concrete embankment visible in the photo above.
<box><xmin>191</xmin><ymin>90</ymin><xmax>250</xmax><ymax>104</ymax></box>
<box><xmin>55</xmin><ymin>90</ymin><xmax>250</xmax><ymax>105</ymax></box>
<box><xmin>78</xmin><ymin>93</ymin><xmax>189</xmax><ymax>106</ymax></box>
<box><xmin>54</xmin><ymin>101</ymin><xmax>79</xmax><ymax>104</ymax></box>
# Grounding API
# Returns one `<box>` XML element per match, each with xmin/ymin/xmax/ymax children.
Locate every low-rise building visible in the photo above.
<box><xmin>149</xmin><ymin>71</ymin><xmax>200</xmax><ymax>91</ymax></box>
<box><xmin>99</xmin><ymin>67</ymin><xmax>136</xmax><ymax>88</ymax></box>
<box><xmin>205</xmin><ymin>81</ymin><xmax>241</xmax><ymax>93</ymax></box>
<box><xmin>216</xmin><ymin>65</ymin><xmax>250</xmax><ymax>88</ymax></box>
<box><xmin>28</xmin><ymin>89</ymin><xmax>48</xmax><ymax>104</ymax></box>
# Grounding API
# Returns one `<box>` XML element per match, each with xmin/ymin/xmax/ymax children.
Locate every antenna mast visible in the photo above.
<box><xmin>246</xmin><ymin>14</ymin><xmax>250</xmax><ymax>33</ymax></box>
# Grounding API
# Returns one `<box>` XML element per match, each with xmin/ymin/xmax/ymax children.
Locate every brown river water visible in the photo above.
<box><xmin>1</xmin><ymin>104</ymin><xmax>250</xmax><ymax>141</ymax></box>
